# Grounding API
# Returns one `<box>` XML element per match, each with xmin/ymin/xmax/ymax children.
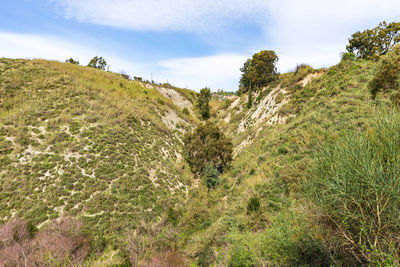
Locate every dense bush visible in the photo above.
<box><xmin>369</xmin><ymin>44</ymin><xmax>400</xmax><ymax>98</ymax></box>
<box><xmin>347</xmin><ymin>21</ymin><xmax>400</xmax><ymax>60</ymax></box>
<box><xmin>183</xmin><ymin>121</ymin><xmax>233</xmax><ymax>176</ymax></box>
<box><xmin>307</xmin><ymin>111</ymin><xmax>400</xmax><ymax>265</ymax></box>
<box><xmin>87</xmin><ymin>56</ymin><xmax>107</xmax><ymax>70</ymax></box>
<box><xmin>341</xmin><ymin>52</ymin><xmax>357</xmax><ymax>62</ymax></box>
<box><xmin>196</xmin><ymin>87</ymin><xmax>212</xmax><ymax>120</ymax></box>
<box><xmin>182</xmin><ymin>107</ymin><xmax>189</xmax><ymax>115</ymax></box>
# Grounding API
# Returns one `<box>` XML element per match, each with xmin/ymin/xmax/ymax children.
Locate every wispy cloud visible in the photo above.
<box><xmin>52</xmin><ymin>0</ymin><xmax>269</xmax><ymax>32</ymax></box>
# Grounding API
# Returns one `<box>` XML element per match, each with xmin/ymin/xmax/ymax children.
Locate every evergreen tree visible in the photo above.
<box><xmin>183</xmin><ymin>121</ymin><xmax>233</xmax><ymax>176</ymax></box>
<box><xmin>239</xmin><ymin>59</ymin><xmax>252</xmax><ymax>94</ymax></box>
<box><xmin>87</xmin><ymin>56</ymin><xmax>107</xmax><ymax>70</ymax></box>
<box><xmin>196</xmin><ymin>87</ymin><xmax>212</xmax><ymax>120</ymax></box>
<box><xmin>247</xmin><ymin>50</ymin><xmax>279</xmax><ymax>89</ymax></box>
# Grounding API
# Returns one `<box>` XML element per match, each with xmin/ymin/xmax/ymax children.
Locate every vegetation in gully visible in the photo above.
<box><xmin>1</xmin><ymin>21</ymin><xmax>400</xmax><ymax>265</ymax></box>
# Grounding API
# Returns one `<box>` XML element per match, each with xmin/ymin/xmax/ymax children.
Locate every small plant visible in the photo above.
<box><xmin>275</xmin><ymin>92</ymin><xmax>284</xmax><ymax>104</ymax></box>
<box><xmin>182</xmin><ymin>107</ymin><xmax>189</xmax><ymax>115</ymax></box>
<box><xmin>203</xmin><ymin>164</ymin><xmax>220</xmax><ymax>189</ymax></box>
<box><xmin>120</xmin><ymin>71</ymin><xmax>130</xmax><ymax>80</ymax></box>
<box><xmin>167</xmin><ymin>207</ymin><xmax>179</xmax><ymax>226</ymax></box>
<box><xmin>277</xmin><ymin>145</ymin><xmax>289</xmax><ymax>154</ymax></box>
<box><xmin>65</xmin><ymin>58</ymin><xmax>79</xmax><ymax>65</ymax></box>
<box><xmin>246</xmin><ymin>196</ymin><xmax>260</xmax><ymax>213</ymax></box>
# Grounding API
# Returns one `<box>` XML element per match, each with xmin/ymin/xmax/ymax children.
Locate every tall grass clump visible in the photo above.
<box><xmin>307</xmin><ymin>110</ymin><xmax>400</xmax><ymax>265</ymax></box>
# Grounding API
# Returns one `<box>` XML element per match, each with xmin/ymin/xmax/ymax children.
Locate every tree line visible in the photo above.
<box><xmin>65</xmin><ymin>56</ymin><xmax>108</xmax><ymax>70</ymax></box>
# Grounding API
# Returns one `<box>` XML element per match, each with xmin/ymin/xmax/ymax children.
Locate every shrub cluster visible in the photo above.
<box><xmin>369</xmin><ymin>44</ymin><xmax>400</xmax><ymax>98</ymax></box>
<box><xmin>307</xmin><ymin>111</ymin><xmax>400</xmax><ymax>265</ymax></box>
<box><xmin>347</xmin><ymin>21</ymin><xmax>400</xmax><ymax>60</ymax></box>
<box><xmin>183</xmin><ymin>121</ymin><xmax>233</xmax><ymax>177</ymax></box>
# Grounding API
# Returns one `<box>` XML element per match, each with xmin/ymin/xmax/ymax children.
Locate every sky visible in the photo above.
<box><xmin>1</xmin><ymin>1</ymin><xmax>400</xmax><ymax>91</ymax></box>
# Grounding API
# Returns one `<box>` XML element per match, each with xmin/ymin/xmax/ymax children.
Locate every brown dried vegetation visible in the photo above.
<box><xmin>0</xmin><ymin>217</ymin><xmax>90</xmax><ymax>266</ymax></box>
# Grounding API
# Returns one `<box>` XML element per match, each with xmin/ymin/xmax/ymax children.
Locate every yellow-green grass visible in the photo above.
<box><xmin>0</xmin><ymin>58</ymin><xmax>194</xmax><ymax>250</ymax></box>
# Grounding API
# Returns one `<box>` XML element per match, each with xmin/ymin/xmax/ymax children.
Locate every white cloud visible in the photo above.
<box><xmin>264</xmin><ymin>0</ymin><xmax>400</xmax><ymax>71</ymax></box>
<box><xmin>0</xmin><ymin>31</ymin><xmax>150</xmax><ymax>78</ymax></box>
<box><xmin>0</xmin><ymin>31</ymin><xmax>246</xmax><ymax>91</ymax></box>
<box><xmin>156</xmin><ymin>53</ymin><xmax>249</xmax><ymax>91</ymax></box>
<box><xmin>5</xmin><ymin>1</ymin><xmax>400</xmax><ymax>91</ymax></box>
<box><xmin>51</xmin><ymin>0</ymin><xmax>400</xmax><ymax>73</ymax></box>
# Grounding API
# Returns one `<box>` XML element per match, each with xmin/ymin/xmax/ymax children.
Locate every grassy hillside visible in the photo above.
<box><xmin>171</xmin><ymin>58</ymin><xmax>395</xmax><ymax>265</ymax></box>
<box><xmin>1</xmin><ymin>55</ymin><xmax>398</xmax><ymax>265</ymax></box>
<box><xmin>0</xmin><ymin>58</ymin><xmax>195</xmax><ymax>253</ymax></box>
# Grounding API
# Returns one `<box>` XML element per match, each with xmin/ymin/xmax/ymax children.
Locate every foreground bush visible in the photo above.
<box><xmin>307</xmin><ymin>111</ymin><xmax>400</xmax><ymax>265</ymax></box>
<box><xmin>228</xmin><ymin>210</ymin><xmax>330</xmax><ymax>266</ymax></box>
<box><xmin>0</xmin><ymin>217</ymin><xmax>90</xmax><ymax>266</ymax></box>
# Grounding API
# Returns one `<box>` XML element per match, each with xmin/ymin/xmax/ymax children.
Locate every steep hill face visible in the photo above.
<box><xmin>175</xmin><ymin>59</ymin><xmax>393</xmax><ymax>266</ymax></box>
<box><xmin>217</xmin><ymin>68</ymin><xmax>324</xmax><ymax>155</ymax></box>
<box><xmin>0</xmin><ymin>58</ymin><xmax>195</xmax><ymax>247</ymax></box>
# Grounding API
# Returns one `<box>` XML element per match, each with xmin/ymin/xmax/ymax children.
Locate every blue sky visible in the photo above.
<box><xmin>1</xmin><ymin>0</ymin><xmax>400</xmax><ymax>91</ymax></box>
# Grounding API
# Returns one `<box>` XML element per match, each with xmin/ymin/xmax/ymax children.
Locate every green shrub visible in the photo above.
<box><xmin>197</xmin><ymin>246</ymin><xmax>215</xmax><ymax>266</ymax></box>
<box><xmin>307</xmin><ymin>111</ymin><xmax>400</xmax><ymax>265</ymax></box>
<box><xmin>277</xmin><ymin>145</ymin><xmax>289</xmax><ymax>154</ymax></box>
<box><xmin>65</xmin><ymin>58</ymin><xmax>79</xmax><ymax>65</ymax></box>
<box><xmin>87</xmin><ymin>56</ymin><xmax>107</xmax><ymax>70</ymax></box>
<box><xmin>167</xmin><ymin>207</ymin><xmax>179</xmax><ymax>226</ymax></box>
<box><xmin>228</xmin><ymin>210</ymin><xmax>330</xmax><ymax>266</ymax></box>
<box><xmin>369</xmin><ymin>44</ymin><xmax>400</xmax><ymax>98</ymax></box>
<box><xmin>246</xmin><ymin>196</ymin><xmax>260</xmax><ymax>214</ymax></box>
<box><xmin>196</xmin><ymin>88</ymin><xmax>212</xmax><ymax>120</ymax></box>
<box><xmin>203</xmin><ymin>164</ymin><xmax>220</xmax><ymax>189</ymax></box>
<box><xmin>341</xmin><ymin>52</ymin><xmax>357</xmax><ymax>61</ymax></box>
<box><xmin>183</xmin><ymin>121</ymin><xmax>233</xmax><ymax>176</ymax></box>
